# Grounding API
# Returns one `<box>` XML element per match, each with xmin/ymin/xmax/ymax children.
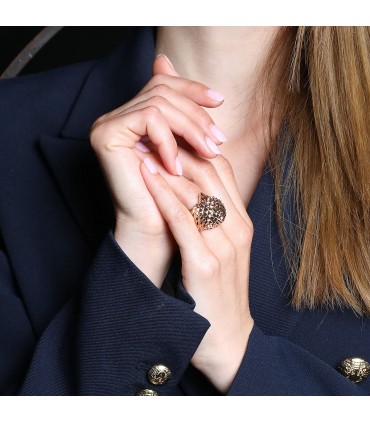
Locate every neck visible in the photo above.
<box><xmin>155</xmin><ymin>26</ymin><xmax>278</xmax><ymax>122</ymax></box>
<box><xmin>155</xmin><ymin>26</ymin><xmax>280</xmax><ymax>206</ymax></box>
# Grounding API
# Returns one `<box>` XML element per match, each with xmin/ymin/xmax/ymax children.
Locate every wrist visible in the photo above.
<box><xmin>200</xmin><ymin>318</ymin><xmax>254</xmax><ymax>394</ymax></box>
<box><xmin>114</xmin><ymin>223</ymin><xmax>177</xmax><ymax>288</ymax></box>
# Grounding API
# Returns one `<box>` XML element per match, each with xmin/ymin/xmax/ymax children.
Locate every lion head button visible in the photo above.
<box><xmin>336</xmin><ymin>357</ymin><xmax>370</xmax><ymax>383</ymax></box>
<box><xmin>147</xmin><ymin>364</ymin><xmax>172</xmax><ymax>385</ymax></box>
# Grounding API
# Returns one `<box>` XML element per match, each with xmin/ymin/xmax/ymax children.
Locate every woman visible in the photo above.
<box><xmin>0</xmin><ymin>26</ymin><xmax>369</xmax><ymax>395</ymax></box>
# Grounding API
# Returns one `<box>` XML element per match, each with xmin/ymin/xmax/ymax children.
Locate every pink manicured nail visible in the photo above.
<box><xmin>144</xmin><ymin>157</ymin><xmax>158</xmax><ymax>174</ymax></box>
<box><xmin>156</xmin><ymin>53</ymin><xmax>175</xmax><ymax>70</ymax></box>
<box><xmin>205</xmin><ymin>137</ymin><xmax>222</xmax><ymax>155</ymax></box>
<box><xmin>206</xmin><ymin>88</ymin><xmax>225</xmax><ymax>102</ymax></box>
<box><xmin>135</xmin><ymin>141</ymin><xmax>151</xmax><ymax>153</ymax></box>
<box><xmin>209</xmin><ymin>124</ymin><xmax>228</xmax><ymax>143</ymax></box>
<box><xmin>175</xmin><ymin>156</ymin><xmax>183</xmax><ymax>176</ymax></box>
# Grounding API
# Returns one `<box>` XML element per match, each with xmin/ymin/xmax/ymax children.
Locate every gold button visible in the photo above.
<box><xmin>336</xmin><ymin>357</ymin><xmax>370</xmax><ymax>383</ymax></box>
<box><xmin>147</xmin><ymin>364</ymin><xmax>172</xmax><ymax>385</ymax></box>
<box><xmin>136</xmin><ymin>389</ymin><xmax>159</xmax><ymax>396</ymax></box>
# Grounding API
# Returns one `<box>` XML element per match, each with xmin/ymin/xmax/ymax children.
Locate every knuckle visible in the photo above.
<box><xmin>90</xmin><ymin>114</ymin><xmax>108</xmax><ymax>136</ymax></box>
<box><xmin>196</xmin><ymin>255</ymin><xmax>220</xmax><ymax>278</ymax></box>
<box><xmin>92</xmin><ymin>111</ymin><xmax>112</xmax><ymax>126</ymax></box>
<box><xmin>215</xmin><ymin>155</ymin><xmax>233</xmax><ymax>175</ymax></box>
<box><xmin>188</xmin><ymin>79</ymin><xmax>201</xmax><ymax>92</ymax></box>
<box><xmin>197</xmin><ymin>160</ymin><xmax>217</xmax><ymax>177</ymax></box>
<box><xmin>194</xmin><ymin>104</ymin><xmax>214</xmax><ymax>125</ymax></box>
<box><xmin>89</xmin><ymin>120</ymin><xmax>112</xmax><ymax>152</ymax></box>
<box><xmin>148</xmin><ymin>95</ymin><xmax>169</xmax><ymax>109</ymax></box>
<box><xmin>143</xmin><ymin>105</ymin><xmax>161</xmax><ymax>121</ymax></box>
<box><xmin>90</xmin><ymin>117</ymin><xmax>103</xmax><ymax>130</ymax></box>
<box><xmin>170</xmin><ymin>206</ymin><xmax>190</xmax><ymax>223</ymax></box>
<box><xmin>245</xmin><ymin>217</ymin><xmax>254</xmax><ymax>237</ymax></box>
<box><xmin>235</xmin><ymin>221</ymin><xmax>254</xmax><ymax>247</ymax></box>
<box><xmin>152</xmin><ymin>83</ymin><xmax>171</xmax><ymax>97</ymax></box>
<box><xmin>151</xmin><ymin>73</ymin><xmax>166</xmax><ymax>86</ymax></box>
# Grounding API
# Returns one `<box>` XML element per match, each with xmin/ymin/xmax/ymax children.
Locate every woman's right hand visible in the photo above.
<box><xmin>89</xmin><ymin>54</ymin><xmax>227</xmax><ymax>287</ymax></box>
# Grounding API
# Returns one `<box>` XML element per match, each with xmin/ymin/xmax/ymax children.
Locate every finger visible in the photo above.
<box><xmin>152</xmin><ymin>54</ymin><xmax>180</xmax><ymax>77</ymax></box>
<box><xmin>115</xmin><ymin>96</ymin><xmax>223</xmax><ymax>158</ymax></box>
<box><xmin>136</xmin><ymin>150</ymin><xmax>232</xmax><ymax>251</ymax></box>
<box><xmin>98</xmin><ymin>75</ymin><xmax>224</xmax><ymax>127</ymax></box>
<box><xmin>94</xmin><ymin>85</ymin><xmax>228</xmax><ymax>147</ymax></box>
<box><xmin>91</xmin><ymin>107</ymin><xmax>180</xmax><ymax>176</ymax></box>
<box><xmin>177</xmin><ymin>147</ymin><xmax>251</xmax><ymax>225</ymax></box>
<box><xmin>143</xmin><ymin>142</ymin><xmax>248</xmax><ymax>230</ymax></box>
<box><xmin>134</xmin><ymin>140</ymin><xmax>249</xmax><ymax>230</ymax></box>
<box><xmin>98</xmin><ymin>79</ymin><xmax>228</xmax><ymax>144</ymax></box>
<box><xmin>138</xmin><ymin>73</ymin><xmax>225</xmax><ymax>108</ymax></box>
<box><xmin>174</xmin><ymin>147</ymin><xmax>251</xmax><ymax>239</ymax></box>
<box><xmin>104</xmin><ymin>86</ymin><xmax>228</xmax><ymax>146</ymax></box>
<box><xmin>133</xmin><ymin>149</ymin><xmax>204</xmax><ymax>209</ymax></box>
<box><xmin>139</xmin><ymin>157</ymin><xmax>212</xmax><ymax>263</ymax></box>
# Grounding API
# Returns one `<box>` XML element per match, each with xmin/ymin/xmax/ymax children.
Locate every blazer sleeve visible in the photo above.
<box><xmin>0</xmin><ymin>248</ymin><xmax>36</xmax><ymax>394</ymax></box>
<box><xmin>226</xmin><ymin>323</ymin><xmax>368</xmax><ymax>396</ymax></box>
<box><xmin>1</xmin><ymin>231</ymin><xmax>210</xmax><ymax>395</ymax></box>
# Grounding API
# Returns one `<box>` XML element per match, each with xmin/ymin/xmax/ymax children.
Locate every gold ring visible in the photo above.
<box><xmin>190</xmin><ymin>192</ymin><xmax>226</xmax><ymax>231</ymax></box>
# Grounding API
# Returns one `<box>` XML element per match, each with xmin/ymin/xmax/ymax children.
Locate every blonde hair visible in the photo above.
<box><xmin>262</xmin><ymin>27</ymin><xmax>370</xmax><ymax>315</ymax></box>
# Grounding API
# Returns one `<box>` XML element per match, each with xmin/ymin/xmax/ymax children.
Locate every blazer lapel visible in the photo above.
<box><xmin>38</xmin><ymin>135</ymin><xmax>114</xmax><ymax>249</ymax></box>
<box><xmin>37</xmin><ymin>27</ymin><xmax>157</xmax><ymax>249</ymax></box>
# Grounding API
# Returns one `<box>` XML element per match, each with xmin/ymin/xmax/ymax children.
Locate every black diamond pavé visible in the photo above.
<box><xmin>190</xmin><ymin>192</ymin><xmax>226</xmax><ymax>231</ymax></box>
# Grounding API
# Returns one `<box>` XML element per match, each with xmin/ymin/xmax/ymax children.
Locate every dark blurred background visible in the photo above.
<box><xmin>0</xmin><ymin>27</ymin><xmax>134</xmax><ymax>77</ymax></box>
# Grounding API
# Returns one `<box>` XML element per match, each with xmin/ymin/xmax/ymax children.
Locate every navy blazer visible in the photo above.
<box><xmin>0</xmin><ymin>27</ymin><xmax>369</xmax><ymax>396</ymax></box>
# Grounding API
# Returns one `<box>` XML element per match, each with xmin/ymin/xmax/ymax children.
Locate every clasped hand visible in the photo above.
<box><xmin>90</xmin><ymin>54</ymin><xmax>255</xmax><ymax>393</ymax></box>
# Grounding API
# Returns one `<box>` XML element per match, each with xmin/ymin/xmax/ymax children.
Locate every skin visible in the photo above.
<box><xmin>90</xmin><ymin>27</ymin><xmax>280</xmax><ymax>393</ymax></box>
<box><xmin>156</xmin><ymin>26</ymin><xmax>280</xmax><ymax>206</ymax></box>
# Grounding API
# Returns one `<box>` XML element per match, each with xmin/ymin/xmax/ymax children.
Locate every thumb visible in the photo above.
<box><xmin>152</xmin><ymin>53</ymin><xmax>180</xmax><ymax>77</ymax></box>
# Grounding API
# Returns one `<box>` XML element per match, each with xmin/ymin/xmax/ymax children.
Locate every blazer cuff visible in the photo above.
<box><xmin>161</xmin><ymin>247</ymin><xmax>196</xmax><ymax>308</ymax></box>
<box><xmin>77</xmin><ymin>230</ymin><xmax>210</xmax><ymax>395</ymax></box>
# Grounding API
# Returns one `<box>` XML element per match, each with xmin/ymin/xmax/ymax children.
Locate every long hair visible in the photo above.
<box><xmin>261</xmin><ymin>27</ymin><xmax>370</xmax><ymax>315</ymax></box>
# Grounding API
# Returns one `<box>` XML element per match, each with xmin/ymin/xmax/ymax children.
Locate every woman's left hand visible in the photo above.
<box><xmin>137</xmin><ymin>141</ymin><xmax>255</xmax><ymax>394</ymax></box>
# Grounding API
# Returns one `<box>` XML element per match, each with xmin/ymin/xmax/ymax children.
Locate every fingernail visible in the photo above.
<box><xmin>135</xmin><ymin>141</ymin><xmax>151</xmax><ymax>153</ymax></box>
<box><xmin>209</xmin><ymin>124</ymin><xmax>228</xmax><ymax>143</ymax></box>
<box><xmin>206</xmin><ymin>88</ymin><xmax>225</xmax><ymax>102</ymax></box>
<box><xmin>156</xmin><ymin>53</ymin><xmax>175</xmax><ymax>70</ymax></box>
<box><xmin>175</xmin><ymin>156</ymin><xmax>183</xmax><ymax>176</ymax></box>
<box><xmin>144</xmin><ymin>157</ymin><xmax>158</xmax><ymax>174</ymax></box>
<box><xmin>205</xmin><ymin>136</ymin><xmax>222</xmax><ymax>155</ymax></box>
